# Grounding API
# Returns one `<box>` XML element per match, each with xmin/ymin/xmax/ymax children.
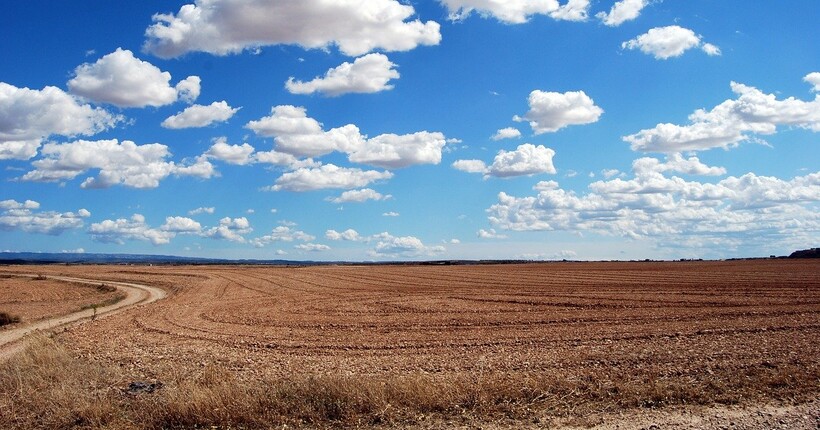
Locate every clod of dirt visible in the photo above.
<box><xmin>125</xmin><ymin>381</ymin><xmax>163</xmax><ymax>395</ymax></box>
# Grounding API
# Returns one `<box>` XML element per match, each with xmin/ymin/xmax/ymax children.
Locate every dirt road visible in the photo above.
<box><xmin>0</xmin><ymin>274</ymin><xmax>166</xmax><ymax>360</ymax></box>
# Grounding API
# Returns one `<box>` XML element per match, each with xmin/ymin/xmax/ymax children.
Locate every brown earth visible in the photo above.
<box><xmin>0</xmin><ymin>260</ymin><xmax>818</xmax><ymax>428</ymax></box>
<box><xmin>0</xmin><ymin>274</ymin><xmax>122</xmax><ymax>323</ymax></box>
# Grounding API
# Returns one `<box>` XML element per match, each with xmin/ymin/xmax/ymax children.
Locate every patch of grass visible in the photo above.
<box><xmin>79</xmin><ymin>292</ymin><xmax>127</xmax><ymax>312</ymax></box>
<box><xmin>0</xmin><ymin>312</ymin><xmax>21</xmax><ymax>326</ymax></box>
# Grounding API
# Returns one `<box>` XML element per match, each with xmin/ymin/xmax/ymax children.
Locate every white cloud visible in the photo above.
<box><xmin>514</xmin><ymin>90</ymin><xmax>603</xmax><ymax>134</ymax></box>
<box><xmin>204</xmin><ymin>138</ymin><xmax>255</xmax><ymax>165</ymax></box>
<box><xmin>596</xmin><ymin>0</ymin><xmax>648</xmax><ymax>26</ymax></box>
<box><xmin>347</xmin><ymin>131</ymin><xmax>448</xmax><ymax>168</ymax></box>
<box><xmin>162</xmin><ymin>101</ymin><xmax>239</xmax><ymax>129</ymax></box>
<box><xmin>327</xmin><ymin>188</ymin><xmax>392</xmax><ymax>203</ymax></box>
<box><xmin>601</xmin><ymin>168</ymin><xmax>622</xmax><ymax>179</ymax></box>
<box><xmin>89</xmin><ymin>214</ymin><xmax>175</xmax><ymax>245</ymax></box>
<box><xmin>452</xmin><ymin>159</ymin><xmax>488</xmax><ymax>174</ymax></box>
<box><xmin>624</xmin><ymin>80</ymin><xmax>820</xmax><ymax>152</ymax></box>
<box><xmin>486</xmin><ymin>157</ymin><xmax>820</xmax><ymax>253</ymax></box>
<box><xmin>0</xmin><ymin>83</ymin><xmax>120</xmax><ymax>160</ymax></box>
<box><xmin>491</xmin><ymin>127</ymin><xmax>522</xmax><ymax>141</ymax></box>
<box><xmin>161</xmin><ymin>216</ymin><xmax>202</xmax><ymax>233</ymax></box>
<box><xmin>204</xmin><ymin>216</ymin><xmax>252</xmax><ymax>242</ymax></box>
<box><xmin>252</xmin><ymin>226</ymin><xmax>314</xmax><ymax>247</ymax></box>
<box><xmin>20</xmin><ymin>139</ymin><xmax>216</xmax><ymax>188</ymax></box>
<box><xmin>383</xmin><ymin>211</ymin><xmax>400</xmax><ymax>217</ymax></box>
<box><xmin>143</xmin><ymin>0</ymin><xmax>441</xmax><ymax>58</ymax></box>
<box><xmin>67</xmin><ymin>48</ymin><xmax>200</xmax><ymax>107</ymax></box>
<box><xmin>246</xmin><ymin>105</ymin><xmax>362</xmax><ymax>157</ymax></box>
<box><xmin>270</xmin><ymin>164</ymin><xmax>393</xmax><ymax>192</ymax></box>
<box><xmin>369</xmin><ymin>232</ymin><xmax>445</xmax><ymax>257</ymax></box>
<box><xmin>188</xmin><ymin>206</ymin><xmax>215</xmax><ymax>215</ymax></box>
<box><xmin>326</xmin><ymin>229</ymin><xmax>362</xmax><ymax>241</ymax></box>
<box><xmin>0</xmin><ymin>199</ymin><xmax>90</xmax><ymax>235</ymax></box>
<box><xmin>441</xmin><ymin>0</ymin><xmax>590</xmax><ymax>24</ymax></box>
<box><xmin>246</xmin><ymin>105</ymin><xmax>449</xmax><ymax>166</ymax></box>
<box><xmin>804</xmin><ymin>72</ymin><xmax>820</xmax><ymax>92</ymax></box>
<box><xmin>622</xmin><ymin>26</ymin><xmax>719</xmax><ymax>60</ymax></box>
<box><xmin>286</xmin><ymin>53</ymin><xmax>399</xmax><ymax>96</ymax></box>
<box><xmin>295</xmin><ymin>243</ymin><xmax>331</xmax><ymax>252</ymax></box>
<box><xmin>454</xmin><ymin>143</ymin><xmax>557</xmax><ymax>178</ymax></box>
<box><xmin>477</xmin><ymin>228</ymin><xmax>507</xmax><ymax>239</ymax></box>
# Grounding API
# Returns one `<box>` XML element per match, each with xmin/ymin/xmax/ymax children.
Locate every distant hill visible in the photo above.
<box><xmin>0</xmin><ymin>252</ymin><xmax>303</xmax><ymax>265</ymax></box>
<box><xmin>789</xmin><ymin>248</ymin><xmax>820</xmax><ymax>259</ymax></box>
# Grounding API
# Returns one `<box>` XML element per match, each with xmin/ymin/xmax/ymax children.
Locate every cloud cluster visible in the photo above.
<box><xmin>205</xmin><ymin>217</ymin><xmax>252</xmax><ymax>242</ymax></box>
<box><xmin>514</xmin><ymin>90</ymin><xmax>603</xmax><ymax>134</ymax></box>
<box><xmin>596</xmin><ymin>0</ymin><xmax>648</xmax><ymax>26</ymax></box>
<box><xmin>453</xmin><ymin>143</ymin><xmax>556</xmax><ymax>178</ymax></box>
<box><xmin>246</xmin><ymin>105</ymin><xmax>449</xmax><ymax>167</ymax></box>
<box><xmin>624</xmin><ymin>77</ymin><xmax>820</xmax><ymax>152</ymax></box>
<box><xmin>441</xmin><ymin>0</ymin><xmax>591</xmax><ymax>24</ymax></box>
<box><xmin>68</xmin><ymin>49</ymin><xmax>200</xmax><ymax>107</ymax></box>
<box><xmin>326</xmin><ymin>188</ymin><xmax>392</xmax><ymax>204</ymax></box>
<box><xmin>0</xmin><ymin>199</ymin><xmax>90</xmax><ymax>235</ymax></box>
<box><xmin>622</xmin><ymin>26</ymin><xmax>720</xmax><ymax>59</ymax></box>
<box><xmin>487</xmin><ymin>154</ymin><xmax>820</xmax><ymax>252</ymax></box>
<box><xmin>325</xmin><ymin>228</ymin><xmax>445</xmax><ymax>257</ymax></box>
<box><xmin>270</xmin><ymin>164</ymin><xmax>393</xmax><ymax>192</ymax></box>
<box><xmin>162</xmin><ymin>101</ymin><xmax>239</xmax><ymax>129</ymax></box>
<box><xmin>20</xmin><ymin>139</ymin><xmax>215</xmax><ymax>188</ymax></box>
<box><xmin>0</xmin><ymin>83</ymin><xmax>119</xmax><ymax>160</ymax></box>
<box><xmin>143</xmin><ymin>0</ymin><xmax>441</xmax><ymax>58</ymax></box>
<box><xmin>286</xmin><ymin>53</ymin><xmax>400</xmax><ymax>96</ymax></box>
<box><xmin>89</xmin><ymin>214</ymin><xmax>176</xmax><ymax>245</ymax></box>
<box><xmin>251</xmin><ymin>226</ymin><xmax>314</xmax><ymax>247</ymax></box>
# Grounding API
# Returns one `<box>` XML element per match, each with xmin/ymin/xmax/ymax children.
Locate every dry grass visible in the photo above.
<box><xmin>1</xmin><ymin>335</ymin><xmax>816</xmax><ymax>429</ymax></box>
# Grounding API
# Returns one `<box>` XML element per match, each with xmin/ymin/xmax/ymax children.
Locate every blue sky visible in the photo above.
<box><xmin>1</xmin><ymin>0</ymin><xmax>818</xmax><ymax>261</ymax></box>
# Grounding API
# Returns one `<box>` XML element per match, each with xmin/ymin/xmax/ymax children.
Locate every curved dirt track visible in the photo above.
<box><xmin>0</xmin><ymin>274</ymin><xmax>166</xmax><ymax>360</ymax></box>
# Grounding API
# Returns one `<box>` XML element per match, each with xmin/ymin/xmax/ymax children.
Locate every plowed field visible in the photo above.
<box><xmin>1</xmin><ymin>259</ymin><xmax>818</xmax><ymax>428</ymax></box>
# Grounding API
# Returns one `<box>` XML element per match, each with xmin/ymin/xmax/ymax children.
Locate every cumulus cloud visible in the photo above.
<box><xmin>0</xmin><ymin>199</ymin><xmax>90</xmax><ymax>235</ymax></box>
<box><xmin>441</xmin><ymin>0</ymin><xmax>590</xmax><ymax>23</ymax></box>
<box><xmin>0</xmin><ymin>83</ymin><xmax>120</xmax><ymax>160</ymax></box>
<box><xmin>89</xmin><ymin>214</ymin><xmax>175</xmax><ymax>245</ymax></box>
<box><xmin>369</xmin><ymin>232</ymin><xmax>445</xmax><ymax>258</ymax></box>
<box><xmin>383</xmin><ymin>212</ymin><xmax>400</xmax><ymax>217</ymax></box>
<box><xmin>270</xmin><ymin>164</ymin><xmax>393</xmax><ymax>192</ymax></box>
<box><xmin>624</xmin><ymin>79</ymin><xmax>820</xmax><ymax>152</ymax></box>
<box><xmin>161</xmin><ymin>216</ymin><xmax>202</xmax><ymax>233</ymax></box>
<box><xmin>453</xmin><ymin>143</ymin><xmax>557</xmax><ymax>178</ymax></box>
<box><xmin>295</xmin><ymin>243</ymin><xmax>331</xmax><ymax>252</ymax></box>
<box><xmin>188</xmin><ymin>206</ymin><xmax>215</xmax><ymax>215</ymax></box>
<box><xmin>204</xmin><ymin>138</ymin><xmax>255</xmax><ymax>165</ymax></box>
<box><xmin>347</xmin><ymin>131</ymin><xmax>448</xmax><ymax>168</ymax></box>
<box><xmin>251</xmin><ymin>225</ymin><xmax>314</xmax><ymax>247</ymax></box>
<box><xmin>143</xmin><ymin>0</ymin><xmax>441</xmax><ymax>58</ymax></box>
<box><xmin>204</xmin><ymin>217</ymin><xmax>252</xmax><ymax>242</ymax></box>
<box><xmin>326</xmin><ymin>229</ymin><xmax>362</xmax><ymax>241</ymax></box>
<box><xmin>514</xmin><ymin>90</ymin><xmax>603</xmax><ymax>134</ymax></box>
<box><xmin>162</xmin><ymin>101</ymin><xmax>239</xmax><ymax>129</ymax></box>
<box><xmin>804</xmin><ymin>72</ymin><xmax>820</xmax><ymax>92</ymax></box>
<box><xmin>67</xmin><ymin>48</ymin><xmax>200</xmax><ymax>107</ymax></box>
<box><xmin>246</xmin><ymin>105</ymin><xmax>449</xmax><ymax>166</ymax></box>
<box><xmin>477</xmin><ymin>228</ymin><xmax>507</xmax><ymax>239</ymax></box>
<box><xmin>622</xmin><ymin>26</ymin><xmax>720</xmax><ymax>59</ymax></box>
<box><xmin>286</xmin><ymin>53</ymin><xmax>399</xmax><ymax>96</ymax></box>
<box><xmin>20</xmin><ymin>139</ymin><xmax>216</xmax><ymax>188</ymax></box>
<box><xmin>491</xmin><ymin>127</ymin><xmax>522</xmax><ymax>141</ymax></box>
<box><xmin>486</xmin><ymin>156</ymin><xmax>820</xmax><ymax>253</ymax></box>
<box><xmin>596</xmin><ymin>0</ymin><xmax>648</xmax><ymax>26</ymax></box>
<box><xmin>327</xmin><ymin>188</ymin><xmax>392</xmax><ymax>203</ymax></box>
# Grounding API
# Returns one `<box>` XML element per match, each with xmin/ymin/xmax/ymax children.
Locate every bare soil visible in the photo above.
<box><xmin>0</xmin><ymin>260</ymin><xmax>817</xmax><ymax>428</ymax></box>
<box><xmin>0</xmin><ymin>275</ymin><xmax>122</xmax><ymax>323</ymax></box>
